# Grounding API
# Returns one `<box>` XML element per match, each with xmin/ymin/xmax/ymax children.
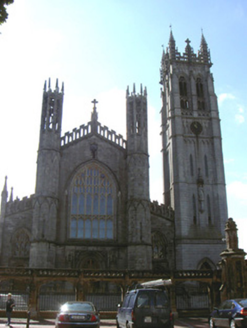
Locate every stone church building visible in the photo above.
<box><xmin>0</xmin><ymin>32</ymin><xmax>228</xmax><ymax>273</ymax></box>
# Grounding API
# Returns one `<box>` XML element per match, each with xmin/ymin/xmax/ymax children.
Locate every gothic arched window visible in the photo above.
<box><xmin>204</xmin><ymin>155</ymin><xmax>209</xmax><ymax>177</ymax></box>
<box><xmin>190</xmin><ymin>154</ymin><xmax>194</xmax><ymax>176</ymax></box>
<box><xmin>152</xmin><ymin>231</ymin><xmax>169</xmax><ymax>270</ymax></box>
<box><xmin>69</xmin><ymin>163</ymin><xmax>115</xmax><ymax>240</ymax></box>
<box><xmin>12</xmin><ymin>229</ymin><xmax>30</xmax><ymax>257</ymax></box>
<box><xmin>179</xmin><ymin>76</ymin><xmax>189</xmax><ymax>109</ymax></box>
<box><xmin>196</xmin><ymin>78</ymin><xmax>205</xmax><ymax>110</ymax></box>
<box><xmin>193</xmin><ymin>194</ymin><xmax>197</xmax><ymax>224</ymax></box>
<box><xmin>207</xmin><ymin>195</ymin><xmax>211</xmax><ymax>224</ymax></box>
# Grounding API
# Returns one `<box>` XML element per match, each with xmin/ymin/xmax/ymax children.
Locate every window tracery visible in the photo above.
<box><xmin>12</xmin><ymin>229</ymin><xmax>30</xmax><ymax>257</ymax></box>
<box><xmin>69</xmin><ymin>163</ymin><xmax>115</xmax><ymax>240</ymax></box>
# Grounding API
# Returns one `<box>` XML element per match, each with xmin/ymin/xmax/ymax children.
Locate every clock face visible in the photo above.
<box><xmin>190</xmin><ymin>121</ymin><xmax>203</xmax><ymax>135</ymax></box>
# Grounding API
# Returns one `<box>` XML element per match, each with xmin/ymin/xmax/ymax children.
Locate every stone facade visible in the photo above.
<box><xmin>0</xmin><ymin>32</ymin><xmax>228</xmax><ymax>272</ymax></box>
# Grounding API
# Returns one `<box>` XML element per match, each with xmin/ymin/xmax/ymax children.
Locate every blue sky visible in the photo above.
<box><xmin>0</xmin><ymin>0</ymin><xmax>246</xmax><ymax>252</ymax></box>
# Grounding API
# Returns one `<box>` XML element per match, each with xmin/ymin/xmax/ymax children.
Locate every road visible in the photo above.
<box><xmin>0</xmin><ymin>317</ymin><xmax>210</xmax><ymax>328</ymax></box>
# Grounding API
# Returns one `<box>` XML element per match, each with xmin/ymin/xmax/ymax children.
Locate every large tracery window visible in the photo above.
<box><xmin>69</xmin><ymin>163</ymin><xmax>114</xmax><ymax>240</ymax></box>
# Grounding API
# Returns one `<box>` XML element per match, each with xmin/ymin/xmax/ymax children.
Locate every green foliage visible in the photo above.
<box><xmin>0</xmin><ymin>0</ymin><xmax>14</xmax><ymax>26</ymax></box>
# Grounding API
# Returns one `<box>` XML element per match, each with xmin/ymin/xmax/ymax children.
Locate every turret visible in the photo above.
<box><xmin>30</xmin><ymin>79</ymin><xmax>64</xmax><ymax>268</ymax></box>
<box><xmin>126</xmin><ymin>84</ymin><xmax>152</xmax><ymax>270</ymax></box>
<box><xmin>0</xmin><ymin>176</ymin><xmax>8</xmax><ymax>255</ymax></box>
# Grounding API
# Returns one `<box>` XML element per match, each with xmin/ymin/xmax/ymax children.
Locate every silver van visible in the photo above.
<box><xmin>116</xmin><ymin>288</ymin><xmax>173</xmax><ymax>328</ymax></box>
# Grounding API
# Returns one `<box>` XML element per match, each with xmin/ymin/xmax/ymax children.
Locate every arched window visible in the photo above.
<box><xmin>207</xmin><ymin>195</ymin><xmax>211</xmax><ymax>224</ymax></box>
<box><xmin>69</xmin><ymin>163</ymin><xmax>115</xmax><ymax>239</ymax></box>
<box><xmin>193</xmin><ymin>194</ymin><xmax>197</xmax><ymax>224</ymax></box>
<box><xmin>151</xmin><ymin>231</ymin><xmax>169</xmax><ymax>270</ymax></box>
<box><xmin>190</xmin><ymin>154</ymin><xmax>194</xmax><ymax>176</ymax></box>
<box><xmin>12</xmin><ymin>229</ymin><xmax>30</xmax><ymax>257</ymax></box>
<box><xmin>204</xmin><ymin>155</ymin><xmax>208</xmax><ymax>177</ymax></box>
<box><xmin>179</xmin><ymin>76</ymin><xmax>189</xmax><ymax>109</ymax></box>
<box><xmin>196</xmin><ymin>78</ymin><xmax>205</xmax><ymax>110</ymax></box>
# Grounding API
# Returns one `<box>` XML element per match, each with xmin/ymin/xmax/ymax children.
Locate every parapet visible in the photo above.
<box><xmin>5</xmin><ymin>194</ymin><xmax>34</xmax><ymax>215</ymax></box>
<box><xmin>61</xmin><ymin>121</ymin><xmax>126</xmax><ymax>149</ymax></box>
<box><xmin>150</xmin><ymin>201</ymin><xmax>174</xmax><ymax>220</ymax></box>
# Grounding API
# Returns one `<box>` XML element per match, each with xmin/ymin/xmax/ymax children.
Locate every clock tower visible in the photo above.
<box><xmin>160</xmin><ymin>31</ymin><xmax>228</xmax><ymax>269</ymax></box>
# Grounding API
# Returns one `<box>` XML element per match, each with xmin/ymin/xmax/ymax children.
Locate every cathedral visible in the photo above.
<box><xmin>0</xmin><ymin>32</ymin><xmax>228</xmax><ymax>272</ymax></box>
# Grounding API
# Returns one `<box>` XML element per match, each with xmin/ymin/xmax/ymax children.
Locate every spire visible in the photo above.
<box><xmin>168</xmin><ymin>26</ymin><xmax>176</xmax><ymax>60</ymax></box>
<box><xmin>200</xmin><ymin>31</ymin><xmax>211</xmax><ymax>64</ymax></box>
<box><xmin>91</xmin><ymin>99</ymin><xmax>98</xmax><ymax>133</ymax></box>
<box><xmin>126</xmin><ymin>85</ymin><xmax>129</xmax><ymax>98</ymax></box>
<box><xmin>1</xmin><ymin>176</ymin><xmax>8</xmax><ymax>205</ymax></box>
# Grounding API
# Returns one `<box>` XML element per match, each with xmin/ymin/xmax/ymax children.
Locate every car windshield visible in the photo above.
<box><xmin>238</xmin><ymin>299</ymin><xmax>247</xmax><ymax>307</ymax></box>
<box><xmin>61</xmin><ymin>302</ymin><xmax>94</xmax><ymax>312</ymax></box>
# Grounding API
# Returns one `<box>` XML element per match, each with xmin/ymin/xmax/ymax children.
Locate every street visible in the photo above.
<box><xmin>0</xmin><ymin>317</ymin><xmax>210</xmax><ymax>328</ymax></box>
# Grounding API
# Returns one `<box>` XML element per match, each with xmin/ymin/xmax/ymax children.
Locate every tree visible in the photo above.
<box><xmin>0</xmin><ymin>0</ymin><xmax>14</xmax><ymax>26</ymax></box>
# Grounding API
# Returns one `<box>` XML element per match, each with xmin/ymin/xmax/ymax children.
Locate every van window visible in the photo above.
<box><xmin>122</xmin><ymin>294</ymin><xmax>130</xmax><ymax>307</ymax></box>
<box><xmin>137</xmin><ymin>293</ymin><xmax>150</xmax><ymax>308</ymax></box>
<box><xmin>155</xmin><ymin>291</ymin><xmax>169</xmax><ymax>308</ymax></box>
<box><xmin>128</xmin><ymin>294</ymin><xmax>136</xmax><ymax>308</ymax></box>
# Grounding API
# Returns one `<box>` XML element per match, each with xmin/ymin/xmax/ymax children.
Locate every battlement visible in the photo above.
<box><xmin>164</xmin><ymin>48</ymin><xmax>211</xmax><ymax>65</ymax></box>
<box><xmin>150</xmin><ymin>201</ymin><xmax>174</xmax><ymax>220</ymax></box>
<box><xmin>126</xmin><ymin>83</ymin><xmax>147</xmax><ymax>98</ymax></box>
<box><xmin>6</xmin><ymin>194</ymin><xmax>34</xmax><ymax>215</ymax></box>
<box><xmin>61</xmin><ymin>121</ymin><xmax>126</xmax><ymax>149</ymax></box>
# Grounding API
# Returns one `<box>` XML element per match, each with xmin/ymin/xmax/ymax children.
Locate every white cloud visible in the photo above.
<box><xmin>235</xmin><ymin>114</ymin><xmax>245</xmax><ymax>124</ymax></box>
<box><xmin>227</xmin><ymin>181</ymin><xmax>247</xmax><ymax>201</ymax></box>
<box><xmin>218</xmin><ymin>93</ymin><xmax>235</xmax><ymax>106</ymax></box>
<box><xmin>235</xmin><ymin>106</ymin><xmax>245</xmax><ymax>124</ymax></box>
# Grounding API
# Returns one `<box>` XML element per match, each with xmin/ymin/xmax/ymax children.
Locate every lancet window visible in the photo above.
<box><xmin>179</xmin><ymin>76</ymin><xmax>189</xmax><ymax>109</ymax></box>
<box><xmin>69</xmin><ymin>163</ymin><xmax>115</xmax><ymax>240</ymax></box>
<box><xmin>196</xmin><ymin>78</ymin><xmax>205</xmax><ymax>110</ymax></box>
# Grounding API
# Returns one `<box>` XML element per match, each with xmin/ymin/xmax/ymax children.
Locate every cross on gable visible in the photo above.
<box><xmin>91</xmin><ymin>99</ymin><xmax>98</xmax><ymax>111</ymax></box>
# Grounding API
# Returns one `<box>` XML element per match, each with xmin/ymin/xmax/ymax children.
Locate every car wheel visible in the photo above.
<box><xmin>209</xmin><ymin>317</ymin><xmax>216</xmax><ymax>328</ymax></box>
<box><xmin>230</xmin><ymin>320</ymin><xmax>236</xmax><ymax>328</ymax></box>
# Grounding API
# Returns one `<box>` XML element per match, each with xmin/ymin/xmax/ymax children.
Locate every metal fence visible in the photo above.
<box><xmin>0</xmin><ymin>293</ymin><xmax>29</xmax><ymax>311</ymax></box>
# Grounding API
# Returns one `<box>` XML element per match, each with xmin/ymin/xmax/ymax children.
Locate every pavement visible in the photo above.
<box><xmin>0</xmin><ymin>317</ymin><xmax>210</xmax><ymax>328</ymax></box>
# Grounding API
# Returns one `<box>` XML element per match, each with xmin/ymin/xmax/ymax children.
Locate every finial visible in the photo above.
<box><xmin>10</xmin><ymin>187</ymin><xmax>13</xmax><ymax>202</ymax></box>
<box><xmin>126</xmin><ymin>85</ymin><xmax>129</xmax><ymax>97</ymax></box>
<box><xmin>56</xmin><ymin>78</ymin><xmax>59</xmax><ymax>91</ymax></box>
<box><xmin>92</xmin><ymin>99</ymin><xmax>98</xmax><ymax>112</ymax></box>
<box><xmin>2</xmin><ymin>176</ymin><xmax>7</xmax><ymax>193</ymax></box>
<box><xmin>133</xmin><ymin>83</ymin><xmax>136</xmax><ymax>94</ymax></box>
<box><xmin>140</xmin><ymin>84</ymin><xmax>143</xmax><ymax>95</ymax></box>
<box><xmin>62</xmin><ymin>82</ymin><xmax>64</xmax><ymax>93</ymax></box>
<box><xmin>185</xmin><ymin>38</ymin><xmax>191</xmax><ymax>46</ymax></box>
<box><xmin>91</xmin><ymin>99</ymin><xmax>98</xmax><ymax>130</ymax></box>
<box><xmin>44</xmin><ymin>80</ymin><xmax>47</xmax><ymax>92</ymax></box>
<box><xmin>144</xmin><ymin>86</ymin><xmax>147</xmax><ymax>96</ymax></box>
<box><xmin>48</xmin><ymin>78</ymin><xmax>51</xmax><ymax>90</ymax></box>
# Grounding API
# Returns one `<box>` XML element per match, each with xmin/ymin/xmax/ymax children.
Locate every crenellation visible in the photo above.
<box><xmin>60</xmin><ymin>120</ymin><xmax>126</xmax><ymax>149</ymax></box>
<box><xmin>150</xmin><ymin>201</ymin><xmax>174</xmax><ymax>220</ymax></box>
<box><xmin>6</xmin><ymin>194</ymin><xmax>34</xmax><ymax>215</ymax></box>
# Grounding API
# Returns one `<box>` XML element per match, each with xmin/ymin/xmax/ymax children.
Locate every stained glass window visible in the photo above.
<box><xmin>69</xmin><ymin>163</ymin><xmax>114</xmax><ymax>239</ymax></box>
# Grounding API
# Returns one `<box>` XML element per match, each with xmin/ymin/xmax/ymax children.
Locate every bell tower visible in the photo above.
<box><xmin>126</xmin><ymin>84</ymin><xmax>152</xmax><ymax>270</ymax></box>
<box><xmin>29</xmin><ymin>79</ymin><xmax>64</xmax><ymax>268</ymax></box>
<box><xmin>160</xmin><ymin>31</ymin><xmax>228</xmax><ymax>269</ymax></box>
